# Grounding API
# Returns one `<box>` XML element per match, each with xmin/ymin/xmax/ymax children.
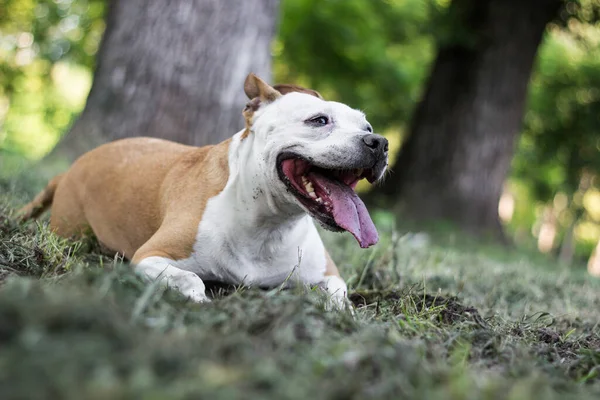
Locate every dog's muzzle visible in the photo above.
<box><xmin>358</xmin><ymin>133</ymin><xmax>388</xmax><ymax>181</ymax></box>
<box><xmin>276</xmin><ymin>133</ymin><xmax>389</xmax><ymax>249</ymax></box>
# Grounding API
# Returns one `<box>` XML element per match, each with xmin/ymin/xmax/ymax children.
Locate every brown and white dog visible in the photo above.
<box><xmin>20</xmin><ymin>74</ymin><xmax>388</xmax><ymax>306</ymax></box>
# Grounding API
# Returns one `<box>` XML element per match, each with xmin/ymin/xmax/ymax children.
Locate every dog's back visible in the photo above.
<box><xmin>22</xmin><ymin>137</ymin><xmax>229</xmax><ymax>259</ymax></box>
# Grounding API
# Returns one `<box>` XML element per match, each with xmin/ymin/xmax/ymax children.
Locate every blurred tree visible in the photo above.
<box><xmin>375</xmin><ymin>0</ymin><xmax>563</xmax><ymax>241</ymax></box>
<box><xmin>511</xmin><ymin>0</ymin><xmax>600</xmax><ymax>260</ymax></box>
<box><xmin>50</xmin><ymin>0</ymin><xmax>279</xmax><ymax>161</ymax></box>
<box><xmin>276</xmin><ymin>0</ymin><xmax>434</xmax><ymax>136</ymax></box>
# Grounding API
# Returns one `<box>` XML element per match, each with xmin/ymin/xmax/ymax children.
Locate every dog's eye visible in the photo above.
<box><xmin>366</xmin><ymin>125</ymin><xmax>373</xmax><ymax>132</ymax></box>
<box><xmin>307</xmin><ymin>115</ymin><xmax>329</xmax><ymax>126</ymax></box>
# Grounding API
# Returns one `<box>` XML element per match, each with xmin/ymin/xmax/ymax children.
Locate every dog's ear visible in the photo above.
<box><xmin>273</xmin><ymin>84</ymin><xmax>323</xmax><ymax>99</ymax></box>
<box><xmin>244</xmin><ymin>73</ymin><xmax>282</xmax><ymax>103</ymax></box>
<box><xmin>241</xmin><ymin>74</ymin><xmax>282</xmax><ymax>140</ymax></box>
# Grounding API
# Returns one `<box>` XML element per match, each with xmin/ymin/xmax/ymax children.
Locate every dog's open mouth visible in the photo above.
<box><xmin>277</xmin><ymin>156</ymin><xmax>379</xmax><ymax>248</ymax></box>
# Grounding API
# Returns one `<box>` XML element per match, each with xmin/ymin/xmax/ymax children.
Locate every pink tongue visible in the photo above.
<box><xmin>309</xmin><ymin>173</ymin><xmax>378</xmax><ymax>248</ymax></box>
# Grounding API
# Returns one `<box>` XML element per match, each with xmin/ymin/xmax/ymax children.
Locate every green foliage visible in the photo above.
<box><xmin>518</xmin><ymin>25</ymin><xmax>600</xmax><ymax>199</ymax></box>
<box><xmin>510</xmin><ymin>0</ymin><xmax>600</xmax><ymax>255</ymax></box>
<box><xmin>275</xmin><ymin>0</ymin><xmax>438</xmax><ymax>131</ymax></box>
<box><xmin>0</xmin><ymin>0</ymin><xmax>105</xmax><ymax>158</ymax></box>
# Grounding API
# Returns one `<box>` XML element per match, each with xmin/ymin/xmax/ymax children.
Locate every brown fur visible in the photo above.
<box><xmin>241</xmin><ymin>98</ymin><xmax>262</xmax><ymax>140</ymax></box>
<box><xmin>19</xmin><ymin>174</ymin><xmax>64</xmax><ymax>220</ymax></box>
<box><xmin>21</xmin><ymin>137</ymin><xmax>230</xmax><ymax>263</ymax></box>
<box><xmin>244</xmin><ymin>73</ymin><xmax>282</xmax><ymax>103</ymax></box>
<box><xmin>324</xmin><ymin>250</ymin><xmax>341</xmax><ymax>279</ymax></box>
<box><xmin>273</xmin><ymin>84</ymin><xmax>323</xmax><ymax>99</ymax></box>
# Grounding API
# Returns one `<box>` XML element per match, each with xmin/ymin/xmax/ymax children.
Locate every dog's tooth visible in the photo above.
<box><xmin>355</xmin><ymin>168</ymin><xmax>363</xmax><ymax>177</ymax></box>
<box><xmin>315</xmin><ymin>198</ymin><xmax>323</xmax><ymax>203</ymax></box>
<box><xmin>302</xmin><ymin>176</ymin><xmax>311</xmax><ymax>191</ymax></box>
<box><xmin>309</xmin><ymin>191</ymin><xmax>317</xmax><ymax>199</ymax></box>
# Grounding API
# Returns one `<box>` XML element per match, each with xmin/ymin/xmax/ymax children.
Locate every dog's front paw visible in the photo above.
<box><xmin>180</xmin><ymin>287</ymin><xmax>211</xmax><ymax>303</ymax></box>
<box><xmin>326</xmin><ymin>292</ymin><xmax>351</xmax><ymax>311</ymax></box>
<box><xmin>321</xmin><ymin>276</ymin><xmax>352</xmax><ymax>311</ymax></box>
<box><xmin>170</xmin><ymin>272</ymin><xmax>211</xmax><ymax>303</ymax></box>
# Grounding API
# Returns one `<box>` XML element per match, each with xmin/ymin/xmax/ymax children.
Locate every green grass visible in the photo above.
<box><xmin>1</xmin><ymin>162</ymin><xmax>599</xmax><ymax>400</ymax></box>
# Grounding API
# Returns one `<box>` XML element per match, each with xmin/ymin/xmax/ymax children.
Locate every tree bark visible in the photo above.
<box><xmin>50</xmin><ymin>0</ymin><xmax>279</xmax><ymax>162</ymax></box>
<box><xmin>375</xmin><ymin>0</ymin><xmax>562</xmax><ymax>240</ymax></box>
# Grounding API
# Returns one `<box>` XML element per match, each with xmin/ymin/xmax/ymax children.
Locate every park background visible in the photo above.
<box><xmin>1</xmin><ymin>0</ymin><xmax>600</xmax><ymax>273</ymax></box>
<box><xmin>1</xmin><ymin>1</ymin><xmax>600</xmax><ymax>399</ymax></box>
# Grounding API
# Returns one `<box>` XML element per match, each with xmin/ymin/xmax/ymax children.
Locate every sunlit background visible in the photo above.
<box><xmin>1</xmin><ymin>0</ymin><xmax>599</xmax><ymax>268</ymax></box>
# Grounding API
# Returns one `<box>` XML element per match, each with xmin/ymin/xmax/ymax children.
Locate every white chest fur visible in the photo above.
<box><xmin>169</xmin><ymin>132</ymin><xmax>328</xmax><ymax>288</ymax></box>
<box><xmin>174</xmin><ymin>193</ymin><xmax>327</xmax><ymax>288</ymax></box>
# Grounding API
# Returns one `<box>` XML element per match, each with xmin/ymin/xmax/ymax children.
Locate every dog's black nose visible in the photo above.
<box><xmin>362</xmin><ymin>134</ymin><xmax>388</xmax><ymax>153</ymax></box>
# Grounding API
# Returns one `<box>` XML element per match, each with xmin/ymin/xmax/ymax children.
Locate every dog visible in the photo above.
<box><xmin>20</xmin><ymin>74</ymin><xmax>389</xmax><ymax>305</ymax></box>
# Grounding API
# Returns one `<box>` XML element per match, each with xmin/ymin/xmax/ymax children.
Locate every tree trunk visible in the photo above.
<box><xmin>50</xmin><ymin>0</ymin><xmax>279</xmax><ymax>162</ymax></box>
<box><xmin>375</xmin><ymin>0</ymin><xmax>562</xmax><ymax>240</ymax></box>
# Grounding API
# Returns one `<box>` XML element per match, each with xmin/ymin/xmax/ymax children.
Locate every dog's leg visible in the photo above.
<box><xmin>319</xmin><ymin>250</ymin><xmax>349</xmax><ymax>310</ymax></box>
<box><xmin>133</xmin><ymin>256</ymin><xmax>210</xmax><ymax>303</ymax></box>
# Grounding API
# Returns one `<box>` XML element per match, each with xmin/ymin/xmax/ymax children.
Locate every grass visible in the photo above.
<box><xmin>1</xmin><ymin>161</ymin><xmax>599</xmax><ymax>400</ymax></box>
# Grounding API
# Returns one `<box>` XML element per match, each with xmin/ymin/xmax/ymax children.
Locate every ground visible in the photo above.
<box><xmin>0</xmin><ymin>160</ymin><xmax>599</xmax><ymax>400</ymax></box>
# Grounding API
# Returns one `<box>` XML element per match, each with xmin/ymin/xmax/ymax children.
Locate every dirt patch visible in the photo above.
<box><xmin>550</xmin><ymin>333</ymin><xmax>600</xmax><ymax>355</ymax></box>
<box><xmin>534</xmin><ymin>330</ymin><xmax>600</xmax><ymax>383</ymax></box>
<box><xmin>204</xmin><ymin>281</ymin><xmax>239</xmax><ymax>299</ymax></box>
<box><xmin>350</xmin><ymin>291</ymin><xmax>488</xmax><ymax>328</ymax></box>
<box><xmin>537</xmin><ymin>328</ymin><xmax>561</xmax><ymax>344</ymax></box>
<box><xmin>417</xmin><ymin>294</ymin><xmax>488</xmax><ymax>327</ymax></box>
<box><xmin>349</xmin><ymin>290</ymin><xmax>403</xmax><ymax>307</ymax></box>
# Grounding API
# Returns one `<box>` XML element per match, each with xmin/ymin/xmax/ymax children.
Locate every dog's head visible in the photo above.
<box><xmin>242</xmin><ymin>73</ymin><xmax>388</xmax><ymax>248</ymax></box>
